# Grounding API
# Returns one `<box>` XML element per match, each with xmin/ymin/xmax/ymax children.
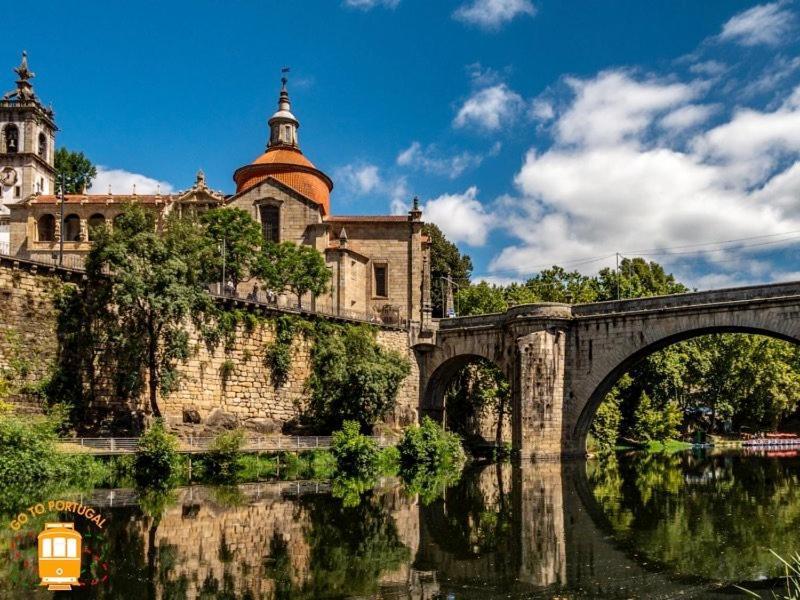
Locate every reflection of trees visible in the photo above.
<box><xmin>262</xmin><ymin>492</ymin><xmax>410</xmax><ymax>598</ymax></box>
<box><xmin>301</xmin><ymin>493</ymin><xmax>410</xmax><ymax>597</ymax></box>
<box><xmin>587</xmin><ymin>453</ymin><xmax>800</xmax><ymax>582</ymax></box>
<box><xmin>417</xmin><ymin>464</ymin><xmax>518</xmax><ymax>585</ymax></box>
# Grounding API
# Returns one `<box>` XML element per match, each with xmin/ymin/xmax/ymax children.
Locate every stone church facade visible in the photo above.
<box><xmin>0</xmin><ymin>53</ymin><xmax>432</xmax><ymax>326</ymax></box>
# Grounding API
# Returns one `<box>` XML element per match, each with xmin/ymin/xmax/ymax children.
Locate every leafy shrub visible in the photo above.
<box><xmin>331</xmin><ymin>420</ymin><xmax>379</xmax><ymax>477</ymax></box>
<box><xmin>204</xmin><ymin>429</ymin><xmax>245</xmax><ymax>481</ymax></box>
<box><xmin>134</xmin><ymin>419</ymin><xmax>180</xmax><ymax>489</ymax></box>
<box><xmin>398</xmin><ymin>417</ymin><xmax>465</xmax><ymax>469</ymax></box>
<box><xmin>397</xmin><ymin>418</ymin><xmax>466</xmax><ymax>504</ymax></box>
<box><xmin>306</xmin><ymin>323</ymin><xmax>411</xmax><ymax>432</ymax></box>
<box><xmin>0</xmin><ymin>412</ymin><xmax>59</xmax><ymax>493</ymax></box>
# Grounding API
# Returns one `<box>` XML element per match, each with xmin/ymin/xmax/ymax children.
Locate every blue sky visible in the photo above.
<box><xmin>5</xmin><ymin>0</ymin><xmax>800</xmax><ymax>289</ymax></box>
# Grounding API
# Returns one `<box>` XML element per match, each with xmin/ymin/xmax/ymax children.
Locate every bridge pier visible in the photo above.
<box><xmin>513</xmin><ymin>328</ymin><xmax>567</xmax><ymax>458</ymax></box>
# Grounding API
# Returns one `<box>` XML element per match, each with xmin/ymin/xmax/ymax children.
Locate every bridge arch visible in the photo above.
<box><xmin>572</xmin><ymin>322</ymin><xmax>800</xmax><ymax>451</ymax></box>
<box><xmin>421</xmin><ymin>353</ymin><xmax>509</xmax><ymax>429</ymax></box>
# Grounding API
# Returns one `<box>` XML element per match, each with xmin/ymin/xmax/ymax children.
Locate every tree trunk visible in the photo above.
<box><xmin>495</xmin><ymin>397</ymin><xmax>505</xmax><ymax>447</ymax></box>
<box><xmin>148</xmin><ymin>317</ymin><xmax>161</xmax><ymax>418</ymax></box>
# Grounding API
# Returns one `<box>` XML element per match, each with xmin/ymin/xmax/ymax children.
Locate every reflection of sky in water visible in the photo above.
<box><xmin>0</xmin><ymin>453</ymin><xmax>795</xmax><ymax>599</ymax></box>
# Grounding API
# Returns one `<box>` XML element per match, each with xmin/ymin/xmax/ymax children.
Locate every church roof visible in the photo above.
<box><xmin>232</xmin><ymin>81</ymin><xmax>333</xmax><ymax>214</ymax></box>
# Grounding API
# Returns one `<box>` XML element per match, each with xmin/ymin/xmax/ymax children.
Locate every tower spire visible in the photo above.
<box><xmin>3</xmin><ymin>51</ymin><xmax>37</xmax><ymax>102</ymax></box>
<box><xmin>267</xmin><ymin>69</ymin><xmax>299</xmax><ymax>149</ymax></box>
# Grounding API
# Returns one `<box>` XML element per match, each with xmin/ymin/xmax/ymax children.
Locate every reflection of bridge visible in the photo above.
<box><xmin>418</xmin><ymin>282</ymin><xmax>800</xmax><ymax>456</ymax></box>
<box><xmin>417</xmin><ymin>460</ymin><xmax>736</xmax><ymax>599</ymax></box>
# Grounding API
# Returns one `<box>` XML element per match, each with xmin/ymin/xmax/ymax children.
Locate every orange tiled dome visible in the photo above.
<box><xmin>233</xmin><ymin>147</ymin><xmax>333</xmax><ymax>215</ymax></box>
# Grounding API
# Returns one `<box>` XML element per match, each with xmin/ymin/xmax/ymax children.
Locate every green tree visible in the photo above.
<box><xmin>632</xmin><ymin>391</ymin><xmax>682</xmax><ymax>442</ymax></box>
<box><xmin>54</xmin><ymin>147</ymin><xmax>97</xmax><ymax>194</ymax></box>
<box><xmin>257</xmin><ymin>241</ymin><xmax>331</xmax><ymax>307</ymax></box>
<box><xmin>85</xmin><ymin>204</ymin><xmax>213</xmax><ymax>416</ymax></box>
<box><xmin>306</xmin><ymin>324</ymin><xmax>411</xmax><ymax>432</ymax></box>
<box><xmin>595</xmin><ymin>257</ymin><xmax>688</xmax><ymax>301</ymax></box>
<box><xmin>456</xmin><ymin>281</ymin><xmax>507</xmax><ymax>316</ymax></box>
<box><xmin>199</xmin><ymin>208</ymin><xmax>264</xmax><ymax>288</ymax></box>
<box><xmin>591</xmin><ymin>383</ymin><xmax>623</xmax><ymax>450</ymax></box>
<box><xmin>424</xmin><ymin>223</ymin><xmax>473</xmax><ymax>317</ymax></box>
<box><xmin>525</xmin><ymin>266</ymin><xmax>598</xmax><ymax>303</ymax></box>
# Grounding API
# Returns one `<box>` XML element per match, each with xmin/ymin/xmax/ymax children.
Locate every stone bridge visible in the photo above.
<box><xmin>416</xmin><ymin>280</ymin><xmax>800</xmax><ymax>457</ymax></box>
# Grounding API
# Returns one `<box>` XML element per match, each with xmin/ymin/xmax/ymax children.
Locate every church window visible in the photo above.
<box><xmin>4</xmin><ymin>124</ymin><xmax>18</xmax><ymax>153</ymax></box>
<box><xmin>88</xmin><ymin>213</ymin><xmax>105</xmax><ymax>241</ymax></box>
<box><xmin>373</xmin><ymin>263</ymin><xmax>388</xmax><ymax>298</ymax></box>
<box><xmin>37</xmin><ymin>214</ymin><xmax>55</xmax><ymax>242</ymax></box>
<box><xmin>259</xmin><ymin>205</ymin><xmax>280</xmax><ymax>243</ymax></box>
<box><xmin>38</xmin><ymin>133</ymin><xmax>46</xmax><ymax>160</ymax></box>
<box><xmin>63</xmin><ymin>214</ymin><xmax>81</xmax><ymax>242</ymax></box>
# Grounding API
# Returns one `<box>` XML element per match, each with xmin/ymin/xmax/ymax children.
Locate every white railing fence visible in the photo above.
<box><xmin>57</xmin><ymin>435</ymin><xmax>393</xmax><ymax>454</ymax></box>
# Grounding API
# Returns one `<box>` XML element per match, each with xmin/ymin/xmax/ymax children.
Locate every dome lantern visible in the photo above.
<box><xmin>267</xmin><ymin>76</ymin><xmax>299</xmax><ymax>149</ymax></box>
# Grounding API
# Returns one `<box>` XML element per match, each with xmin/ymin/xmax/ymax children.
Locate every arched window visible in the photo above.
<box><xmin>37</xmin><ymin>214</ymin><xmax>55</xmax><ymax>242</ymax></box>
<box><xmin>259</xmin><ymin>204</ymin><xmax>280</xmax><ymax>243</ymax></box>
<box><xmin>63</xmin><ymin>214</ymin><xmax>81</xmax><ymax>242</ymax></box>
<box><xmin>38</xmin><ymin>133</ymin><xmax>46</xmax><ymax>160</ymax></box>
<box><xmin>87</xmin><ymin>213</ymin><xmax>105</xmax><ymax>241</ymax></box>
<box><xmin>4</xmin><ymin>124</ymin><xmax>18</xmax><ymax>154</ymax></box>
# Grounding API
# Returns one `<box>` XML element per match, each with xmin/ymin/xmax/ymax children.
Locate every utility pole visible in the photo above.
<box><xmin>615</xmin><ymin>252</ymin><xmax>620</xmax><ymax>300</ymax></box>
<box><xmin>58</xmin><ymin>173</ymin><xmax>65</xmax><ymax>266</ymax></box>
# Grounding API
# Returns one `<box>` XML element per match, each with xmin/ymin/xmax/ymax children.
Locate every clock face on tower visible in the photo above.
<box><xmin>0</xmin><ymin>167</ymin><xmax>17</xmax><ymax>187</ymax></box>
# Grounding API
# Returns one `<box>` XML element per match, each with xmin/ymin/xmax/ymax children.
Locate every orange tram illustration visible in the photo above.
<box><xmin>37</xmin><ymin>523</ymin><xmax>82</xmax><ymax>590</ymax></box>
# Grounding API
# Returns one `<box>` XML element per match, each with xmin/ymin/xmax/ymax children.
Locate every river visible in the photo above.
<box><xmin>2</xmin><ymin>450</ymin><xmax>798</xmax><ymax>598</ymax></box>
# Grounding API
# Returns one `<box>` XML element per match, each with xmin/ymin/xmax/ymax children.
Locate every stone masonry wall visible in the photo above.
<box><xmin>158</xmin><ymin>318</ymin><xmax>419</xmax><ymax>433</ymax></box>
<box><xmin>0</xmin><ymin>260</ymin><xmax>419</xmax><ymax>433</ymax></box>
<box><xmin>0</xmin><ymin>260</ymin><xmax>68</xmax><ymax>411</ymax></box>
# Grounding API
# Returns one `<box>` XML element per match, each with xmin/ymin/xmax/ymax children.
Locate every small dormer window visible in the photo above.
<box><xmin>4</xmin><ymin>124</ymin><xmax>18</xmax><ymax>154</ymax></box>
<box><xmin>38</xmin><ymin>132</ymin><xmax>46</xmax><ymax>160</ymax></box>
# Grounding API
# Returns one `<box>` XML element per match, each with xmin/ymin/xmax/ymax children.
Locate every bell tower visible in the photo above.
<box><xmin>0</xmin><ymin>51</ymin><xmax>57</xmax><ymax>206</ymax></box>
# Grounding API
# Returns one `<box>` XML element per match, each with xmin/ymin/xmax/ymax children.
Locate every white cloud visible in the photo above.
<box><xmin>397</xmin><ymin>141</ymin><xmax>499</xmax><ymax>178</ymax></box>
<box><xmin>453</xmin><ymin>0</ymin><xmax>536</xmax><ymax>30</ymax></box>
<box><xmin>555</xmin><ymin>71</ymin><xmax>698</xmax><ymax>146</ymax></box>
<box><xmin>335</xmin><ymin>163</ymin><xmax>382</xmax><ymax>196</ymax></box>
<box><xmin>718</xmin><ymin>2</ymin><xmax>794</xmax><ymax>46</ymax></box>
<box><xmin>660</xmin><ymin>104</ymin><xmax>719</xmax><ymax>131</ymax></box>
<box><xmin>389</xmin><ymin>177</ymin><xmax>411</xmax><ymax>215</ymax></box>
<box><xmin>530</xmin><ymin>98</ymin><xmax>555</xmax><ymax>122</ymax></box>
<box><xmin>454</xmin><ymin>83</ymin><xmax>526</xmax><ymax>132</ymax></box>
<box><xmin>92</xmin><ymin>167</ymin><xmax>174</xmax><ymax>195</ymax></box>
<box><xmin>487</xmin><ymin>70</ymin><xmax>800</xmax><ymax>285</ymax></box>
<box><xmin>343</xmin><ymin>0</ymin><xmax>399</xmax><ymax>10</ymax></box>
<box><xmin>689</xmin><ymin>60</ymin><xmax>728</xmax><ymax>77</ymax></box>
<box><xmin>421</xmin><ymin>187</ymin><xmax>494</xmax><ymax>246</ymax></box>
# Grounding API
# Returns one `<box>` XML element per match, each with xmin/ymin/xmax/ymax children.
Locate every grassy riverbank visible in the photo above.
<box><xmin>0</xmin><ymin>410</ymin><xmax>467</xmax><ymax>510</ymax></box>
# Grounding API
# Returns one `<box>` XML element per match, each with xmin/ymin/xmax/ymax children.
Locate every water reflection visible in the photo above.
<box><xmin>3</xmin><ymin>453</ymin><xmax>800</xmax><ymax>598</ymax></box>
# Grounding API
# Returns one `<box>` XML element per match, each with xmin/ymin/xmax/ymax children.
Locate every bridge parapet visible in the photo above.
<box><xmin>573</xmin><ymin>280</ymin><xmax>800</xmax><ymax>317</ymax></box>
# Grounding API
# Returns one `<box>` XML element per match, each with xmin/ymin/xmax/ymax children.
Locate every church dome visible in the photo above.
<box><xmin>233</xmin><ymin>80</ymin><xmax>333</xmax><ymax>214</ymax></box>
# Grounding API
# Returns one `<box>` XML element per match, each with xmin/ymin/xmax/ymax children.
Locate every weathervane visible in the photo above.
<box><xmin>281</xmin><ymin>66</ymin><xmax>290</xmax><ymax>89</ymax></box>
